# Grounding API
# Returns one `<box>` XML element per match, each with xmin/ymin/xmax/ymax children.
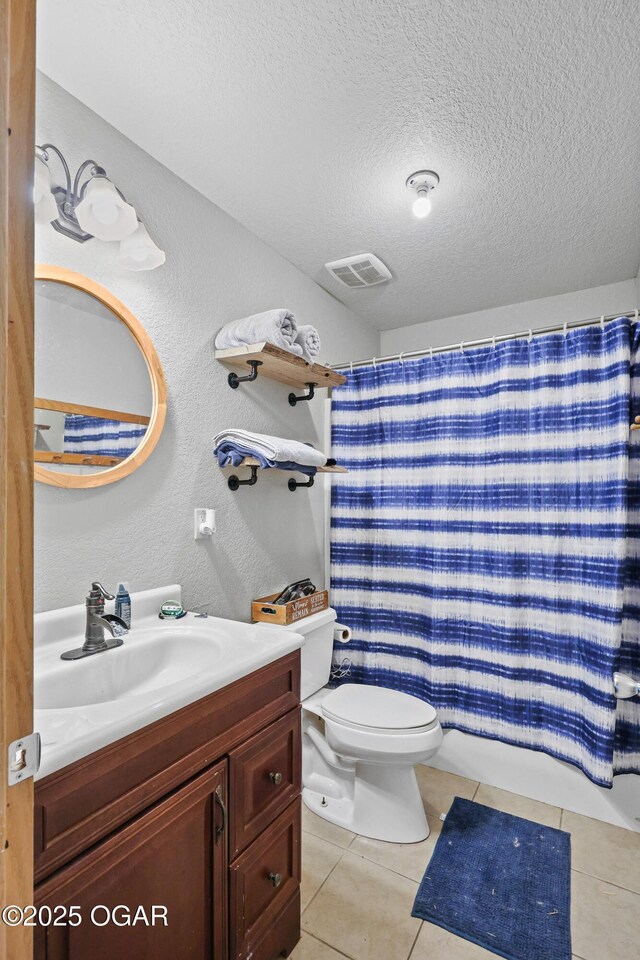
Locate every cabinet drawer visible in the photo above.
<box><xmin>230</xmin><ymin>708</ymin><xmax>301</xmax><ymax>857</ymax></box>
<box><xmin>245</xmin><ymin>893</ymin><xmax>300</xmax><ymax>960</ymax></box>
<box><xmin>230</xmin><ymin>799</ymin><xmax>301</xmax><ymax>960</ymax></box>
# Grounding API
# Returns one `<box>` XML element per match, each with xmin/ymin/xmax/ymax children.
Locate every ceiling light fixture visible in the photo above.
<box><xmin>34</xmin><ymin>143</ymin><xmax>165</xmax><ymax>270</ymax></box>
<box><xmin>406</xmin><ymin>170</ymin><xmax>440</xmax><ymax>219</ymax></box>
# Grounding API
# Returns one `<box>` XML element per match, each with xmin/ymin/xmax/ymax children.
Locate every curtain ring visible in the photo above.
<box><xmin>600</xmin><ymin>315</ymin><xmax>605</xmax><ymax>328</ymax></box>
<box><xmin>398</xmin><ymin>352</ymin><xmax>404</xmax><ymax>364</ymax></box>
<box><xmin>492</xmin><ymin>335</ymin><xmax>496</xmax><ymax>350</ymax></box>
<box><xmin>350</xmin><ymin>360</ymin><xmax>354</xmax><ymax>374</ymax></box>
<box><xmin>429</xmin><ymin>346</ymin><xmax>434</xmax><ymax>359</ymax></box>
<box><xmin>528</xmin><ymin>328</ymin><xmax>533</xmax><ymax>342</ymax></box>
<box><xmin>459</xmin><ymin>341</ymin><xmax>464</xmax><ymax>353</ymax></box>
<box><xmin>372</xmin><ymin>357</ymin><xmax>377</xmax><ymax>368</ymax></box>
<box><xmin>634</xmin><ymin>309</ymin><xmax>639</xmax><ymax>321</ymax></box>
<box><xmin>563</xmin><ymin>322</ymin><xmax>568</xmax><ymax>336</ymax></box>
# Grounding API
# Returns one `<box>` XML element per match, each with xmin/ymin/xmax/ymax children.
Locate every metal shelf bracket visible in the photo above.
<box><xmin>228</xmin><ymin>360</ymin><xmax>263</xmax><ymax>389</ymax></box>
<box><xmin>288</xmin><ymin>382</ymin><xmax>316</xmax><ymax>406</ymax></box>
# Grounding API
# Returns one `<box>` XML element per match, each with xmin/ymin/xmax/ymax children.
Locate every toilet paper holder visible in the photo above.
<box><xmin>330</xmin><ymin>623</ymin><xmax>352</xmax><ymax>680</ymax></box>
<box><xmin>334</xmin><ymin>623</ymin><xmax>351</xmax><ymax>643</ymax></box>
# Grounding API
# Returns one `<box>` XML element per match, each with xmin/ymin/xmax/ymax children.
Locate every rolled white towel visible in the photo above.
<box><xmin>212</xmin><ymin>429</ymin><xmax>327</xmax><ymax>468</ymax></box>
<box><xmin>215</xmin><ymin>309</ymin><xmax>303</xmax><ymax>357</ymax></box>
<box><xmin>295</xmin><ymin>324</ymin><xmax>321</xmax><ymax>363</ymax></box>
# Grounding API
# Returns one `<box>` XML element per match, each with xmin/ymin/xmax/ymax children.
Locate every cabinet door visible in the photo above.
<box><xmin>35</xmin><ymin>761</ymin><xmax>228</xmax><ymax>960</ymax></box>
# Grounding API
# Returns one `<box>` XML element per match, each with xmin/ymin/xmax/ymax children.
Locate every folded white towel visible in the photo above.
<box><xmin>212</xmin><ymin>429</ymin><xmax>327</xmax><ymax>468</ymax></box>
<box><xmin>215</xmin><ymin>309</ymin><xmax>303</xmax><ymax>357</ymax></box>
<box><xmin>294</xmin><ymin>324</ymin><xmax>321</xmax><ymax>363</ymax></box>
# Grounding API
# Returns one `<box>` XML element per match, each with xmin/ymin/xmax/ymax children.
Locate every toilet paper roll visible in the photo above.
<box><xmin>333</xmin><ymin>623</ymin><xmax>351</xmax><ymax>643</ymax></box>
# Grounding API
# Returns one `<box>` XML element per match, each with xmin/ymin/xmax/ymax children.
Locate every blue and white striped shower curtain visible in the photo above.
<box><xmin>331</xmin><ymin>318</ymin><xmax>640</xmax><ymax>787</ymax></box>
<box><xmin>64</xmin><ymin>415</ymin><xmax>147</xmax><ymax>459</ymax></box>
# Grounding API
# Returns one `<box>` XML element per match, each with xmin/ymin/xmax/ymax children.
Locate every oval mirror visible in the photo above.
<box><xmin>34</xmin><ymin>265</ymin><xmax>167</xmax><ymax>488</ymax></box>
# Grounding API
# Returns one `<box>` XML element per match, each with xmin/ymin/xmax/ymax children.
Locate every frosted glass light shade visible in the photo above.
<box><xmin>34</xmin><ymin>155</ymin><xmax>59</xmax><ymax>224</ymax></box>
<box><xmin>75</xmin><ymin>178</ymin><xmax>138</xmax><ymax>240</ymax></box>
<box><xmin>118</xmin><ymin>223</ymin><xmax>166</xmax><ymax>271</ymax></box>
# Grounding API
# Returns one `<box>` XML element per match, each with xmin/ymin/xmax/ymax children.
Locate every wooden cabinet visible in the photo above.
<box><xmin>34</xmin><ymin>651</ymin><xmax>301</xmax><ymax>960</ymax></box>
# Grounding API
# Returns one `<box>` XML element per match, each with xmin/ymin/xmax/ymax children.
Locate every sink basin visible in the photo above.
<box><xmin>35</xmin><ymin>627</ymin><xmax>231</xmax><ymax>709</ymax></box>
<box><xmin>34</xmin><ymin>585</ymin><xmax>303</xmax><ymax>779</ymax></box>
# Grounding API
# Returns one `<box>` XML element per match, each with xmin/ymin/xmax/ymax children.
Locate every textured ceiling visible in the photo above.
<box><xmin>37</xmin><ymin>0</ymin><xmax>640</xmax><ymax>330</ymax></box>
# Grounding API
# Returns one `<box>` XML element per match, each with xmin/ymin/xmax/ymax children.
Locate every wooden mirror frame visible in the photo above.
<box><xmin>34</xmin><ymin>265</ymin><xmax>167</xmax><ymax>488</ymax></box>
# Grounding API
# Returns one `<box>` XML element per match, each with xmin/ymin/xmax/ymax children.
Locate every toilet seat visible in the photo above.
<box><xmin>322</xmin><ymin>683</ymin><xmax>437</xmax><ymax>732</ymax></box>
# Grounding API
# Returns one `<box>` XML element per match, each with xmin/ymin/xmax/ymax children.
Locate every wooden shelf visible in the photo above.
<box><xmin>34</xmin><ymin>396</ymin><xmax>150</xmax><ymax>425</ymax></box>
<box><xmin>222</xmin><ymin>456</ymin><xmax>347</xmax><ymax>474</ymax></box>
<box><xmin>215</xmin><ymin>342</ymin><xmax>346</xmax><ymax>389</ymax></box>
<box><xmin>34</xmin><ymin>451</ymin><xmax>124</xmax><ymax>467</ymax></box>
<box><xmin>221</xmin><ymin>455</ymin><xmax>347</xmax><ymax>492</ymax></box>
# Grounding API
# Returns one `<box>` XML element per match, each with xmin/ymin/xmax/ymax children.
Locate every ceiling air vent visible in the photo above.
<box><xmin>324</xmin><ymin>254</ymin><xmax>392</xmax><ymax>289</ymax></box>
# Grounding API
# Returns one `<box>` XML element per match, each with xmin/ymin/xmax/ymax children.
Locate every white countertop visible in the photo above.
<box><xmin>34</xmin><ymin>585</ymin><xmax>303</xmax><ymax>780</ymax></box>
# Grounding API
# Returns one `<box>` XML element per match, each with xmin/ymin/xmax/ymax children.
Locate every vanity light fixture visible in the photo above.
<box><xmin>118</xmin><ymin>222</ymin><xmax>166</xmax><ymax>271</ymax></box>
<box><xmin>406</xmin><ymin>170</ymin><xmax>440</xmax><ymax>219</ymax></box>
<box><xmin>34</xmin><ymin>143</ymin><xmax>165</xmax><ymax>270</ymax></box>
<box><xmin>75</xmin><ymin>177</ymin><xmax>138</xmax><ymax>241</ymax></box>
<box><xmin>34</xmin><ymin>154</ymin><xmax>60</xmax><ymax>224</ymax></box>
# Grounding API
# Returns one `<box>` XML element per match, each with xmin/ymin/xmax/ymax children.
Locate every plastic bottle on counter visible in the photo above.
<box><xmin>115</xmin><ymin>581</ymin><xmax>132</xmax><ymax>628</ymax></box>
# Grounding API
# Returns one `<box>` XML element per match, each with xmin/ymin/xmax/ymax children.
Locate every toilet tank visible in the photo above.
<box><xmin>280</xmin><ymin>607</ymin><xmax>337</xmax><ymax>700</ymax></box>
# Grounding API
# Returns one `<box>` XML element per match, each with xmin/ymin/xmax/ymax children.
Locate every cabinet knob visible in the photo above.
<box><xmin>269</xmin><ymin>771</ymin><xmax>283</xmax><ymax>785</ymax></box>
<box><xmin>268</xmin><ymin>872</ymin><xmax>282</xmax><ymax>888</ymax></box>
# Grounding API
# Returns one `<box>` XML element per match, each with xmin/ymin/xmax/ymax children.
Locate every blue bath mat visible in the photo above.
<box><xmin>412</xmin><ymin>797</ymin><xmax>571</xmax><ymax>960</ymax></box>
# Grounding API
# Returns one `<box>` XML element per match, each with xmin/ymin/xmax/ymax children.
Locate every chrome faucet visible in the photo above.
<box><xmin>60</xmin><ymin>582</ymin><xmax>129</xmax><ymax>661</ymax></box>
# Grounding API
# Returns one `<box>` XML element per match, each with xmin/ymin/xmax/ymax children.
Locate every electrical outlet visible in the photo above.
<box><xmin>194</xmin><ymin>508</ymin><xmax>216</xmax><ymax>539</ymax></box>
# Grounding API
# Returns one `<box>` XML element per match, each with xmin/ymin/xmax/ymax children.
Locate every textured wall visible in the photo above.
<box><xmin>380</xmin><ymin>280</ymin><xmax>638</xmax><ymax>355</ymax></box>
<box><xmin>35</xmin><ymin>74</ymin><xmax>379</xmax><ymax>615</ymax></box>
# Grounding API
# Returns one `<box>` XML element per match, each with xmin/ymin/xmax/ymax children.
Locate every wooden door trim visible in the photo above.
<box><xmin>0</xmin><ymin>1</ymin><xmax>36</xmax><ymax>957</ymax></box>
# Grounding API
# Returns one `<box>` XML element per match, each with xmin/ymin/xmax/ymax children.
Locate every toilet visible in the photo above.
<box><xmin>279</xmin><ymin>607</ymin><xmax>443</xmax><ymax>844</ymax></box>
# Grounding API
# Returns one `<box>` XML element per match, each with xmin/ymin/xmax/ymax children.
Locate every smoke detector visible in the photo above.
<box><xmin>324</xmin><ymin>254</ymin><xmax>392</xmax><ymax>289</ymax></box>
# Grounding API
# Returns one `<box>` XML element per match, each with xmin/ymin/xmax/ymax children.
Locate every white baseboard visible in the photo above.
<box><xmin>423</xmin><ymin>728</ymin><xmax>640</xmax><ymax>832</ymax></box>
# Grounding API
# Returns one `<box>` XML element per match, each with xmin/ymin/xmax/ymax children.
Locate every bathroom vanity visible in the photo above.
<box><xmin>33</xmin><ymin>589</ymin><xmax>303</xmax><ymax>960</ymax></box>
<box><xmin>34</xmin><ymin>650</ymin><xmax>300</xmax><ymax>959</ymax></box>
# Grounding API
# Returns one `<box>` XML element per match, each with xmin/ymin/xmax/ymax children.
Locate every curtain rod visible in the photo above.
<box><xmin>331</xmin><ymin>308</ymin><xmax>640</xmax><ymax>371</ymax></box>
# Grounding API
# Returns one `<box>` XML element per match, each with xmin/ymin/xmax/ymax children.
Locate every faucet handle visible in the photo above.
<box><xmin>90</xmin><ymin>581</ymin><xmax>115</xmax><ymax>602</ymax></box>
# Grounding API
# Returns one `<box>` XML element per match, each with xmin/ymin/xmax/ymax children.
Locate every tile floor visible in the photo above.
<box><xmin>291</xmin><ymin>767</ymin><xmax>640</xmax><ymax>960</ymax></box>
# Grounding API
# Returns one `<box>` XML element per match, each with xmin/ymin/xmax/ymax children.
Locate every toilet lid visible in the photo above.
<box><xmin>322</xmin><ymin>684</ymin><xmax>437</xmax><ymax>730</ymax></box>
